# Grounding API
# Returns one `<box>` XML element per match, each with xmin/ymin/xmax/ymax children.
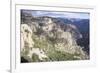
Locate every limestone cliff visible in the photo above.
<box><xmin>21</xmin><ymin>15</ymin><xmax>89</xmax><ymax>62</ymax></box>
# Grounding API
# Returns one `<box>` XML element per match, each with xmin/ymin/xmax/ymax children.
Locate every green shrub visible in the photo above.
<box><xmin>47</xmin><ymin>50</ymin><xmax>80</xmax><ymax>61</ymax></box>
<box><xmin>32</xmin><ymin>53</ymin><xmax>40</xmax><ymax>62</ymax></box>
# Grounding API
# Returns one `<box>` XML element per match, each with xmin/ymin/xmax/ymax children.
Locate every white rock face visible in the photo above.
<box><xmin>21</xmin><ymin>24</ymin><xmax>34</xmax><ymax>51</ymax></box>
<box><xmin>21</xmin><ymin>24</ymin><xmax>48</xmax><ymax>61</ymax></box>
<box><xmin>61</xmin><ymin>32</ymin><xmax>73</xmax><ymax>45</ymax></box>
<box><xmin>20</xmin><ymin>16</ymin><xmax>89</xmax><ymax>61</ymax></box>
<box><xmin>27</xmin><ymin>48</ymin><xmax>48</xmax><ymax>60</ymax></box>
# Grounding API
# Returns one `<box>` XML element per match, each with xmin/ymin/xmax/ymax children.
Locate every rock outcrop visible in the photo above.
<box><xmin>21</xmin><ymin>13</ymin><xmax>89</xmax><ymax>62</ymax></box>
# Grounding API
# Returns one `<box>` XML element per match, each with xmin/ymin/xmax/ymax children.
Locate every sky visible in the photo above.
<box><xmin>22</xmin><ymin>10</ymin><xmax>90</xmax><ymax>19</ymax></box>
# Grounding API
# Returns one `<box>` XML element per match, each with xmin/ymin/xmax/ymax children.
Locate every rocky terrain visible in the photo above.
<box><xmin>21</xmin><ymin>11</ymin><xmax>89</xmax><ymax>63</ymax></box>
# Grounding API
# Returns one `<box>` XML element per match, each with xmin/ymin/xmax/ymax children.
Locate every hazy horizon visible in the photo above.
<box><xmin>21</xmin><ymin>9</ymin><xmax>90</xmax><ymax>19</ymax></box>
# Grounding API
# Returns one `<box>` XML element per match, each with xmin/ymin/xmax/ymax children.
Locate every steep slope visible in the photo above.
<box><xmin>21</xmin><ymin>15</ymin><xmax>89</xmax><ymax>62</ymax></box>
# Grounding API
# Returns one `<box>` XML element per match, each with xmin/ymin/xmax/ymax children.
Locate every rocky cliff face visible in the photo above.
<box><xmin>21</xmin><ymin>14</ymin><xmax>89</xmax><ymax>63</ymax></box>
